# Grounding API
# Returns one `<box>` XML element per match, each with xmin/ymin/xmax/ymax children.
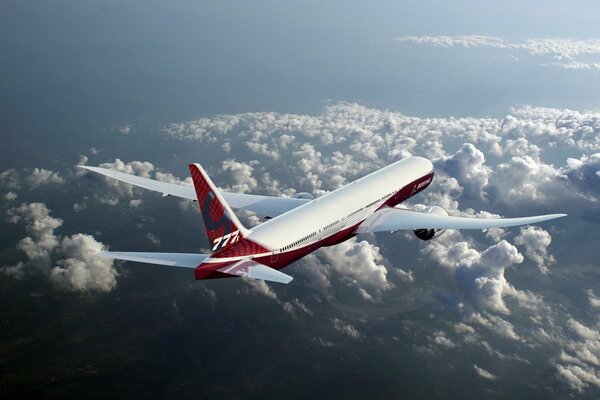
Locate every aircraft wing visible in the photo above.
<box><xmin>98</xmin><ymin>251</ymin><xmax>209</xmax><ymax>268</ymax></box>
<box><xmin>79</xmin><ymin>166</ymin><xmax>309</xmax><ymax>217</ymax></box>
<box><xmin>356</xmin><ymin>207</ymin><xmax>567</xmax><ymax>233</ymax></box>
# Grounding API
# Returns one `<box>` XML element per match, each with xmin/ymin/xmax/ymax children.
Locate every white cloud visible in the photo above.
<box><xmin>454</xmin><ymin>322</ymin><xmax>476</xmax><ymax>335</ymax></box>
<box><xmin>220</xmin><ymin>159</ymin><xmax>258</xmax><ymax>193</ymax></box>
<box><xmin>421</xmin><ymin>230</ymin><xmax>480</xmax><ymax>270</ymax></box>
<box><xmin>393</xmin><ymin>35</ymin><xmax>509</xmax><ymax>49</ymax></box>
<box><xmin>546</xmin><ymin>61</ymin><xmax>600</xmax><ymax>71</ymax></box>
<box><xmin>3</xmin><ymin>202</ymin><xmax>117</xmax><ymax>292</ymax></box>
<box><xmin>393</xmin><ymin>35</ymin><xmax>600</xmax><ymax>69</ymax></box>
<box><xmin>469</xmin><ymin>312</ymin><xmax>521</xmax><ymax>341</ymax></box>
<box><xmin>473</xmin><ymin>365</ymin><xmax>497</xmax><ymax>380</ymax></box>
<box><xmin>456</xmin><ymin>241</ymin><xmax>524</xmax><ymax>314</ymax></box>
<box><xmin>7</xmin><ymin>202</ymin><xmax>63</xmax><ymax>269</ymax></box>
<box><xmin>514</xmin><ymin>226</ymin><xmax>556</xmax><ymax>273</ymax></box>
<box><xmin>393</xmin><ymin>267</ymin><xmax>414</xmax><ymax>282</ymax></box>
<box><xmin>554</xmin><ymin>319</ymin><xmax>600</xmax><ymax>391</ymax></box>
<box><xmin>437</xmin><ymin>143</ymin><xmax>490</xmax><ymax>200</ymax></box>
<box><xmin>128</xmin><ymin>199</ymin><xmax>143</xmax><ymax>208</ymax></box>
<box><xmin>332</xmin><ymin>318</ymin><xmax>362</xmax><ymax>340</ymax></box>
<box><xmin>4</xmin><ymin>191</ymin><xmax>17</xmax><ymax>201</ymax></box>
<box><xmin>431</xmin><ymin>331</ymin><xmax>457</xmax><ymax>349</ymax></box>
<box><xmin>303</xmin><ymin>239</ymin><xmax>393</xmax><ymax>300</ymax></box>
<box><xmin>146</xmin><ymin>233</ymin><xmax>160</xmax><ymax>246</ymax></box>
<box><xmin>0</xmin><ymin>169</ymin><xmax>21</xmax><ymax>190</ymax></box>
<box><xmin>27</xmin><ymin>168</ymin><xmax>65</xmax><ymax>188</ymax></box>
<box><xmin>587</xmin><ymin>290</ymin><xmax>600</xmax><ymax>309</ymax></box>
<box><xmin>50</xmin><ymin>234</ymin><xmax>117</xmax><ymax>292</ymax></box>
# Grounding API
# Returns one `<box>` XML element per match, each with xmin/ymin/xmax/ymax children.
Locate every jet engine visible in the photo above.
<box><xmin>413</xmin><ymin>206</ymin><xmax>447</xmax><ymax>241</ymax></box>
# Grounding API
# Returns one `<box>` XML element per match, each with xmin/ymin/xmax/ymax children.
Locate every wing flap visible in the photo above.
<box><xmin>98</xmin><ymin>251</ymin><xmax>209</xmax><ymax>268</ymax></box>
<box><xmin>218</xmin><ymin>258</ymin><xmax>293</xmax><ymax>284</ymax></box>
<box><xmin>357</xmin><ymin>208</ymin><xmax>567</xmax><ymax>233</ymax></box>
<box><xmin>79</xmin><ymin>165</ymin><xmax>308</xmax><ymax>217</ymax></box>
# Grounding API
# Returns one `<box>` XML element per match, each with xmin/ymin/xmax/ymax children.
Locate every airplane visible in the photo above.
<box><xmin>80</xmin><ymin>157</ymin><xmax>566</xmax><ymax>284</ymax></box>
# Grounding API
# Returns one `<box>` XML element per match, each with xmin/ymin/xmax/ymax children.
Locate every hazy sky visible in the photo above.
<box><xmin>1</xmin><ymin>1</ymin><xmax>600</xmax><ymax>398</ymax></box>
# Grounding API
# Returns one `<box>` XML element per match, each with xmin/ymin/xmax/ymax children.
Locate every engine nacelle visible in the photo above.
<box><xmin>293</xmin><ymin>192</ymin><xmax>315</xmax><ymax>200</ymax></box>
<box><xmin>413</xmin><ymin>206</ymin><xmax>447</xmax><ymax>241</ymax></box>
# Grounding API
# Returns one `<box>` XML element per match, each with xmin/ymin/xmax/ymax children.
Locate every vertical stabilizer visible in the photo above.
<box><xmin>189</xmin><ymin>163</ymin><xmax>250</xmax><ymax>253</ymax></box>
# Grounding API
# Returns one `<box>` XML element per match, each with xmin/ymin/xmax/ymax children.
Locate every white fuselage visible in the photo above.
<box><xmin>246</xmin><ymin>156</ymin><xmax>434</xmax><ymax>256</ymax></box>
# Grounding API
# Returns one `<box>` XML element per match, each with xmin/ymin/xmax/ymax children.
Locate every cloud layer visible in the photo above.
<box><xmin>393</xmin><ymin>35</ymin><xmax>600</xmax><ymax>70</ymax></box>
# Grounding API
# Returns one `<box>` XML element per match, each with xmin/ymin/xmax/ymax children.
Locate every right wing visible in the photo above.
<box><xmin>79</xmin><ymin>166</ymin><xmax>309</xmax><ymax>218</ymax></box>
<box><xmin>98</xmin><ymin>251</ymin><xmax>210</xmax><ymax>268</ymax></box>
<box><xmin>357</xmin><ymin>207</ymin><xmax>567</xmax><ymax>233</ymax></box>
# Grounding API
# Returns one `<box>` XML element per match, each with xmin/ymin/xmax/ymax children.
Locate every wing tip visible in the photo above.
<box><xmin>547</xmin><ymin>213</ymin><xmax>568</xmax><ymax>219</ymax></box>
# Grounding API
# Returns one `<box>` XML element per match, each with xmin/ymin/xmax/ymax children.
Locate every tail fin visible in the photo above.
<box><xmin>189</xmin><ymin>163</ymin><xmax>249</xmax><ymax>253</ymax></box>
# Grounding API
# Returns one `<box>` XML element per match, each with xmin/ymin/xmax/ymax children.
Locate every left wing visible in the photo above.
<box><xmin>79</xmin><ymin>165</ymin><xmax>309</xmax><ymax>217</ymax></box>
<box><xmin>357</xmin><ymin>207</ymin><xmax>567</xmax><ymax>233</ymax></box>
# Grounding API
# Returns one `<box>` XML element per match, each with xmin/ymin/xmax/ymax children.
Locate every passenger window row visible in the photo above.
<box><xmin>280</xmin><ymin>189</ymin><xmax>399</xmax><ymax>252</ymax></box>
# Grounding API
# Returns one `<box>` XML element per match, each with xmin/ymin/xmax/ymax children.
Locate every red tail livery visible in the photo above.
<box><xmin>188</xmin><ymin>163</ymin><xmax>249</xmax><ymax>253</ymax></box>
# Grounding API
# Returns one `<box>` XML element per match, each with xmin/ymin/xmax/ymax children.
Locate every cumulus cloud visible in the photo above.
<box><xmin>587</xmin><ymin>290</ymin><xmax>600</xmax><ymax>309</ymax></box>
<box><xmin>431</xmin><ymin>330</ymin><xmax>457</xmax><ymax>349</ymax></box>
<box><xmin>423</xmin><ymin>232</ymin><xmax>541</xmax><ymax>317</ymax></box>
<box><xmin>1</xmin><ymin>167</ymin><xmax>64</xmax><ymax>196</ymax></box>
<box><xmin>436</xmin><ymin>143</ymin><xmax>489</xmax><ymax>200</ymax></box>
<box><xmin>98</xmin><ymin>159</ymin><xmax>154</xmax><ymax>196</ymax></box>
<box><xmin>2</xmin><ymin>202</ymin><xmax>117</xmax><ymax>292</ymax></box>
<box><xmin>455</xmin><ymin>241</ymin><xmax>524</xmax><ymax>314</ymax></box>
<box><xmin>27</xmin><ymin>168</ymin><xmax>65</xmax><ymax>188</ymax></box>
<box><xmin>332</xmin><ymin>318</ymin><xmax>362</xmax><ymax>340</ymax></box>
<box><xmin>7</xmin><ymin>202</ymin><xmax>63</xmax><ymax>269</ymax></box>
<box><xmin>162</xmin><ymin>102</ymin><xmax>600</xmax><ymax>217</ymax></box>
<box><xmin>0</xmin><ymin>169</ymin><xmax>21</xmax><ymax>190</ymax></box>
<box><xmin>555</xmin><ymin>319</ymin><xmax>600</xmax><ymax>391</ymax></box>
<box><xmin>50</xmin><ymin>234</ymin><xmax>117</xmax><ymax>292</ymax></box>
<box><xmin>143</xmin><ymin>103</ymin><xmax>590</xmax><ymax>320</ymax></box>
<box><xmin>303</xmin><ymin>239</ymin><xmax>393</xmax><ymax>301</ymax></box>
<box><xmin>393</xmin><ymin>267</ymin><xmax>414</xmax><ymax>282</ymax></box>
<box><xmin>220</xmin><ymin>159</ymin><xmax>258</xmax><ymax>193</ymax></box>
<box><xmin>469</xmin><ymin>312</ymin><xmax>521</xmax><ymax>341</ymax></box>
<box><xmin>514</xmin><ymin>226</ymin><xmax>556</xmax><ymax>273</ymax></box>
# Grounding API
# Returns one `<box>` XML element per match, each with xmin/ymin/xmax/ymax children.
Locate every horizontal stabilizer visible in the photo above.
<box><xmin>217</xmin><ymin>259</ymin><xmax>293</xmax><ymax>284</ymax></box>
<box><xmin>357</xmin><ymin>208</ymin><xmax>567</xmax><ymax>233</ymax></box>
<box><xmin>98</xmin><ymin>251</ymin><xmax>209</xmax><ymax>268</ymax></box>
<box><xmin>79</xmin><ymin>165</ymin><xmax>308</xmax><ymax>217</ymax></box>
